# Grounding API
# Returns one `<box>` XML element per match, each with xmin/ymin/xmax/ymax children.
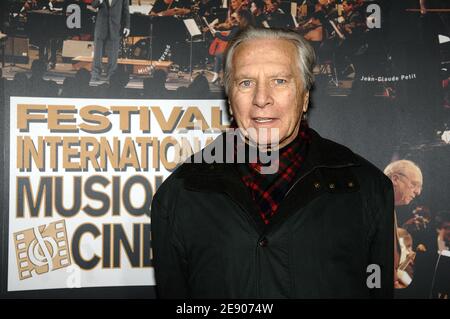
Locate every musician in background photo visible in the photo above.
<box><xmin>149</xmin><ymin>0</ymin><xmax>191</xmax><ymax>16</ymax></box>
<box><xmin>213</xmin><ymin>0</ymin><xmax>243</xmax><ymax>30</ymax></box>
<box><xmin>263</xmin><ymin>0</ymin><xmax>285</xmax><ymax>27</ymax></box>
<box><xmin>341</xmin><ymin>0</ymin><xmax>363</xmax><ymax>36</ymax></box>
<box><xmin>91</xmin><ymin>0</ymin><xmax>130</xmax><ymax>81</ymax></box>
<box><xmin>264</xmin><ymin>0</ymin><xmax>283</xmax><ymax>14</ymax></box>
<box><xmin>209</xmin><ymin>9</ymin><xmax>254</xmax><ymax>84</ymax></box>
<box><xmin>383</xmin><ymin>160</ymin><xmax>424</xmax><ymax>293</ymax></box>
<box><xmin>311</xmin><ymin>0</ymin><xmax>338</xmax><ymax>40</ymax></box>
<box><xmin>297</xmin><ymin>11</ymin><xmax>325</xmax><ymax>53</ymax></box>
<box><xmin>315</xmin><ymin>0</ymin><xmax>338</xmax><ymax>19</ymax></box>
<box><xmin>249</xmin><ymin>0</ymin><xmax>267</xmax><ymax>28</ymax></box>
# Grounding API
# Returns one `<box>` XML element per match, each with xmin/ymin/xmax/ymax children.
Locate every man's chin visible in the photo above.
<box><xmin>245</xmin><ymin>136</ymin><xmax>281</xmax><ymax>150</ymax></box>
<box><xmin>242</xmin><ymin>129</ymin><xmax>281</xmax><ymax>149</ymax></box>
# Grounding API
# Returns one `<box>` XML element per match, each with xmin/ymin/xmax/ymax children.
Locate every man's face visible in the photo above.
<box><xmin>229</xmin><ymin>39</ymin><xmax>309</xmax><ymax>148</ymax></box>
<box><xmin>392</xmin><ymin>167</ymin><xmax>423</xmax><ymax>206</ymax></box>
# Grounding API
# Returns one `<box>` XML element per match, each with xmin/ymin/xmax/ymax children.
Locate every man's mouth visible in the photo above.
<box><xmin>252</xmin><ymin>117</ymin><xmax>277</xmax><ymax>124</ymax></box>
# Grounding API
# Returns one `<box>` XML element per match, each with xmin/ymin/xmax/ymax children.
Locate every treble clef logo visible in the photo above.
<box><xmin>28</xmin><ymin>226</ymin><xmax>58</xmax><ymax>272</ymax></box>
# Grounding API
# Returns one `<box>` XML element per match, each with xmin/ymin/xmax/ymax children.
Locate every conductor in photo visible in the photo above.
<box><xmin>151</xmin><ymin>27</ymin><xmax>395</xmax><ymax>299</ymax></box>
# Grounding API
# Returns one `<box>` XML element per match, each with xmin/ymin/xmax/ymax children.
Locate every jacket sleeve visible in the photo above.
<box><xmin>151</xmin><ymin>196</ymin><xmax>189</xmax><ymax>298</ymax></box>
<box><xmin>368</xmin><ymin>178</ymin><xmax>395</xmax><ymax>298</ymax></box>
<box><xmin>122</xmin><ymin>0</ymin><xmax>130</xmax><ymax>30</ymax></box>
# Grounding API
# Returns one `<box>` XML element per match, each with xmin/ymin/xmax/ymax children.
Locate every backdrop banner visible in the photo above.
<box><xmin>7</xmin><ymin>97</ymin><xmax>227</xmax><ymax>292</ymax></box>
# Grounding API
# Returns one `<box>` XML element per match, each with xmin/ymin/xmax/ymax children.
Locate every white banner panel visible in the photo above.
<box><xmin>8</xmin><ymin>97</ymin><xmax>228</xmax><ymax>292</ymax></box>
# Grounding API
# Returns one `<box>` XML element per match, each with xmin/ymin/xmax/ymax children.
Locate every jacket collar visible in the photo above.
<box><xmin>176</xmin><ymin>128</ymin><xmax>361</xmax><ymax>181</ymax></box>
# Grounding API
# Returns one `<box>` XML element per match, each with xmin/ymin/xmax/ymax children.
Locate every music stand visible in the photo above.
<box><xmin>183</xmin><ymin>18</ymin><xmax>202</xmax><ymax>82</ymax></box>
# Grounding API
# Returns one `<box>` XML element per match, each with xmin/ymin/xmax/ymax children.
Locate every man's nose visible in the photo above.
<box><xmin>252</xmin><ymin>82</ymin><xmax>273</xmax><ymax>109</ymax></box>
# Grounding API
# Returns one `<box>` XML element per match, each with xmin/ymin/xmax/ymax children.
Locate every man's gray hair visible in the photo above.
<box><xmin>383</xmin><ymin>160</ymin><xmax>423</xmax><ymax>179</ymax></box>
<box><xmin>223</xmin><ymin>27</ymin><xmax>316</xmax><ymax>95</ymax></box>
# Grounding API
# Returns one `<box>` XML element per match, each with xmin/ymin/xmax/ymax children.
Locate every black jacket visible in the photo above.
<box><xmin>151</xmin><ymin>129</ymin><xmax>394</xmax><ymax>298</ymax></box>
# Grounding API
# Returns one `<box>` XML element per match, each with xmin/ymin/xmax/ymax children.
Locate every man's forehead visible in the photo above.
<box><xmin>233</xmin><ymin>38</ymin><xmax>297</xmax><ymax>60</ymax></box>
<box><xmin>232</xmin><ymin>40</ymin><xmax>298</xmax><ymax>73</ymax></box>
<box><xmin>404</xmin><ymin>167</ymin><xmax>423</xmax><ymax>182</ymax></box>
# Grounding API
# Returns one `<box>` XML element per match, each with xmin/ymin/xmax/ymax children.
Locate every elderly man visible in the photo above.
<box><xmin>384</xmin><ymin>160</ymin><xmax>423</xmax><ymax>290</ymax></box>
<box><xmin>383</xmin><ymin>160</ymin><xmax>423</xmax><ymax>208</ymax></box>
<box><xmin>151</xmin><ymin>28</ymin><xmax>394</xmax><ymax>298</ymax></box>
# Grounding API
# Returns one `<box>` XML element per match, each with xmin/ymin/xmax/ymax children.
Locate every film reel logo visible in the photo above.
<box><xmin>13</xmin><ymin>220</ymin><xmax>72</xmax><ymax>280</ymax></box>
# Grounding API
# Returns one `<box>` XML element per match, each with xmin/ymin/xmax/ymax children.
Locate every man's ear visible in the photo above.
<box><xmin>391</xmin><ymin>174</ymin><xmax>401</xmax><ymax>186</ymax></box>
<box><xmin>302</xmin><ymin>91</ymin><xmax>310</xmax><ymax>113</ymax></box>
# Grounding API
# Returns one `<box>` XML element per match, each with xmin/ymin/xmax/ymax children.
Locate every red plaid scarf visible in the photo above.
<box><xmin>235</xmin><ymin>121</ymin><xmax>311</xmax><ymax>225</ymax></box>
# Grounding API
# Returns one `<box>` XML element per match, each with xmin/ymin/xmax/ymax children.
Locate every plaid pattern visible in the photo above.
<box><xmin>236</xmin><ymin>121</ymin><xmax>311</xmax><ymax>225</ymax></box>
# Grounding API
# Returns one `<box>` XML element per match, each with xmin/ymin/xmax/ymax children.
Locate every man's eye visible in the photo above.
<box><xmin>239</xmin><ymin>80</ymin><xmax>253</xmax><ymax>88</ymax></box>
<box><xmin>274</xmin><ymin>79</ymin><xmax>287</xmax><ymax>85</ymax></box>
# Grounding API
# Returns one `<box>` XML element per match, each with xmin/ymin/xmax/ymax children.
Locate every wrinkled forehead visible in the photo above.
<box><xmin>232</xmin><ymin>39</ymin><xmax>299</xmax><ymax>71</ymax></box>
